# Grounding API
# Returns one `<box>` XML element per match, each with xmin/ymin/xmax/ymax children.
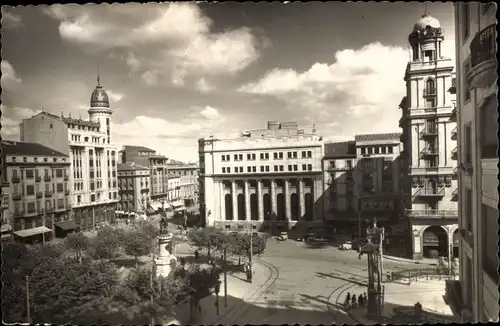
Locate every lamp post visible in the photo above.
<box><xmin>26</xmin><ymin>276</ymin><xmax>31</xmax><ymax>323</ymax></box>
<box><xmin>223</xmin><ymin>247</ymin><xmax>228</xmax><ymax>307</ymax></box>
<box><xmin>214</xmin><ymin>280</ymin><xmax>221</xmax><ymax>315</ymax></box>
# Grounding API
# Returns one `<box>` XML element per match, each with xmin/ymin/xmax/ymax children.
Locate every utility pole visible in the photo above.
<box><xmin>380</xmin><ymin>227</ymin><xmax>385</xmax><ymax>283</ymax></box>
<box><xmin>249</xmin><ymin>223</ymin><xmax>253</xmax><ymax>282</ymax></box>
<box><xmin>92</xmin><ymin>206</ymin><xmax>96</xmax><ymax>233</ymax></box>
<box><xmin>223</xmin><ymin>247</ymin><xmax>228</xmax><ymax>307</ymax></box>
<box><xmin>26</xmin><ymin>276</ymin><xmax>31</xmax><ymax>323</ymax></box>
<box><xmin>150</xmin><ymin>267</ymin><xmax>155</xmax><ymax>326</ymax></box>
<box><xmin>357</xmin><ymin>198</ymin><xmax>362</xmax><ymax>252</ymax></box>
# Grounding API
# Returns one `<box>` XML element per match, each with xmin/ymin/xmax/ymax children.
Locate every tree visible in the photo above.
<box><xmin>187</xmin><ymin>227</ymin><xmax>229</xmax><ymax>257</ymax></box>
<box><xmin>64</xmin><ymin>232</ymin><xmax>90</xmax><ymax>261</ymax></box>
<box><xmin>123</xmin><ymin>229</ymin><xmax>154</xmax><ymax>268</ymax></box>
<box><xmin>89</xmin><ymin>227</ymin><xmax>125</xmax><ymax>262</ymax></box>
<box><xmin>229</xmin><ymin>233</ymin><xmax>267</xmax><ymax>263</ymax></box>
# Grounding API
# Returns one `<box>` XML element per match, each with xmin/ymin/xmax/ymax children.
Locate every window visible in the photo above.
<box><xmin>368</xmin><ymin>147</ymin><xmax>373</xmax><ymax>155</ymax></box>
<box><xmin>301</xmin><ymin>151</ymin><xmax>306</xmax><ymax>158</ymax></box>
<box><xmin>462</xmin><ymin>3</ymin><xmax>470</xmax><ymax>41</ymax></box>
<box><xmin>287</xmin><ymin>152</ymin><xmax>292</xmax><ymax>159</ymax></box>
<box><xmin>222</xmin><ymin>167</ymin><xmax>226</xmax><ymax>173</ymax></box>
<box><xmin>480</xmin><ymin>97</ymin><xmax>497</xmax><ymax>159</ymax></box>
<box><xmin>239</xmin><ymin>167</ymin><xmax>243</xmax><ymax>173</ymax></box>
<box><xmin>226</xmin><ymin>155</ymin><xmax>230</xmax><ymax>161</ymax></box>
<box><xmin>288</xmin><ymin>165</ymin><xmax>292</xmax><ymax>171</ymax></box>
<box><xmin>274</xmin><ymin>165</ymin><xmax>279</xmax><ymax>172</ymax></box>
<box><xmin>57</xmin><ymin>198</ymin><xmax>65</xmax><ymax>208</ymax></box>
<box><xmin>26</xmin><ymin>185</ymin><xmax>35</xmax><ymax>195</ymax></box>
<box><xmin>293</xmin><ymin>152</ymin><xmax>297</xmax><ymax>159</ymax></box>
<box><xmin>260</xmin><ymin>153</ymin><xmax>265</xmax><ymax>160</ymax></box>
<box><xmin>27</xmin><ymin>202</ymin><xmax>36</xmax><ymax>213</ymax></box>
<box><xmin>222</xmin><ymin>155</ymin><xmax>226</xmax><ymax>161</ymax></box>
<box><xmin>361</xmin><ymin>147</ymin><xmax>366</xmax><ymax>155</ymax></box>
<box><xmin>388</xmin><ymin>146</ymin><xmax>393</xmax><ymax>154</ymax></box>
<box><xmin>260</xmin><ymin>166</ymin><xmax>264</xmax><ymax>172</ymax></box>
<box><xmin>482</xmin><ymin>204</ymin><xmax>498</xmax><ymax>281</ymax></box>
<box><xmin>307</xmin><ymin>151</ymin><xmax>312</xmax><ymax>158</ymax></box>
<box><xmin>227</xmin><ymin>167</ymin><xmax>231</xmax><ymax>173</ymax></box>
<box><xmin>247</xmin><ymin>166</ymin><xmax>252</xmax><ymax>173</ymax></box>
<box><xmin>247</xmin><ymin>154</ymin><xmax>251</xmax><ymax>160</ymax></box>
<box><xmin>293</xmin><ymin>165</ymin><xmax>298</xmax><ymax>171</ymax></box>
<box><xmin>234</xmin><ymin>154</ymin><xmax>238</xmax><ymax>161</ymax></box>
<box><xmin>375</xmin><ymin>147</ymin><xmax>380</xmax><ymax>154</ymax></box>
<box><xmin>239</xmin><ymin>154</ymin><xmax>243</xmax><ymax>161</ymax></box>
<box><xmin>307</xmin><ymin>164</ymin><xmax>312</xmax><ymax>171</ymax></box>
<box><xmin>252</xmin><ymin>166</ymin><xmax>256</xmax><ymax>172</ymax></box>
<box><xmin>265</xmin><ymin>166</ymin><xmax>270</xmax><ymax>172</ymax></box>
<box><xmin>278</xmin><ymin>152</ymin><xmax>283</xmax><ymax>159</ymax></box>
<box><xmin>25</xmin><ymin>170</ymin><xmax>34</xmax><ymax>179</ymax></box>
<box><xmin>279</xmin><ymin>165</ymin><xmax>284</xmax><ymax>172</ymax></box>
<box><xmin>464</xmin><ymin>124</ymin><xmax>472</xmax><ymax>164</ymax></box>
<box><xmin>425</xmin><ymin>78</ymin><xmax>435</xmax><ymax>94</ymax></box>
<box><xmin>265</xmin><ymin>153</ymin><xmax>269</xmax><ymax>160</ymax></box>
<box><xmin>302</xmin><ymin>164</ymin><xmax>307</xmax><ymax>171</ymax></box>
<box><xmin>56</xmin><ymin>183</ymin><xmax>64</xmax><ymax>192</ymax></box>
<box><xmin>381</xmin><ymin>146</ymin><xmax>387</xmax><ymax>154</ymax></box>
<box><xmin>274</xmin><ymin>153</ymin><xmax>278</xmax><ymax>159</ymax></box>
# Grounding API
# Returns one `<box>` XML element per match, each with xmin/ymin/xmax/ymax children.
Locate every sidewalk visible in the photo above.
<box><xmin>346</xmin><ymin>277</ymin><xmax>458</xmax><ymax>324</ymax></box>
<box><xmin>383</xmin><ymin>254</ymin><xmax>438</xmax><ymax>266</ymax></box>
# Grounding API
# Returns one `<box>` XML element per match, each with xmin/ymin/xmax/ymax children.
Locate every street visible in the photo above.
<box><xmin>212</xmin><ymin>237</ymin><xmax>436</xmax><ymax>324</ymax></box>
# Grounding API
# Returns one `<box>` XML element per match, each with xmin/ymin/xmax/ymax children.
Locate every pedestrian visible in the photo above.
<box><xmin>363</xmin><ymin>292</ymin><xmax>367</xmax><ymax>305</ymax></box>
<box><xmin>351</xmin><ymin>294</ymin><xmax>357</xmax><ymax>308</ymax></box>
<box><xmin>358</xmin><ymin>294</ymin><xmax>363</xmax><ymax>307</ymax></box>
<box><xmin>345</xmin><ymin>292</ymin><xmax>351</xmax><ymax>308</ymax></box>
<box><xmin>194</xmin><ymin>250</ymin><xmax>199</xmax><ymax>260</ymax></box>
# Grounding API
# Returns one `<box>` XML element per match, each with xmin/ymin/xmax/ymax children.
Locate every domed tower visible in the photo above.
<box><xmin>408</xmin><ymin>13</ymin><xmax>444</xmax><ymax>62</ymax></box>
<box><xmin>88</xmin><ymin>75</ymin><xmax>113</xmax><ymax>144</ymax></box>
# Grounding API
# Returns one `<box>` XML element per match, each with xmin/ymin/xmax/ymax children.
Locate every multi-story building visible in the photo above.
<box><xmin>198</xmin><ymin>121</ymin><xmax>323</xmax><ymax>232</ymax></box>
<box><xmin>120</xmin><ymin>145</ymin><xmax>169</xmax><ymax>211</ymax></box>
<box><xmin>117</xmin><ymin>162</ymin><xmax>151</xmax><ymax>215</ymax></box>
<box><xmin>1</xmin><ymin>147</ymin><xmax>12</xmax><ymax>241</ymax></box>
<box><xmin>399</xmin><ymin>13</ymin><xmax>459</xmax><ymax>261</ymax></box>
<box><xmin>322</xmin><ymin>141</ymin><xmax>357</xmax><ymax>228</ymax></box>
<box><xmin>1</xmin><ymin>140</ymin><xmax>73</xmax><ymax>241</ymax></box>
<box><xmin>167</xmin><ymin>175</ymin><xmax>182</xmax><ymax>209</ymax></box>
<box><xmin>355</xmin><ymin>133</ymin><xmax>405</xmax><ymax>228</ymax></box>
<box><xmin>446</xmin><ymin>3</ymin><xmax>498</xmax><ymax>323</ymax></box>
<box><xmin>167</xmin><ymin>161</ymin><xmax>199</xmax><ymax>206</ymax></box>
<box><xmin>20</xmin><ymin>77</ymin><xmax>119</xmax><ymax>229</ymax></box>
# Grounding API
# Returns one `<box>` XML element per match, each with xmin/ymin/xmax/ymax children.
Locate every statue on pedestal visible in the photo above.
<box><xmin>155</xmin><ymin>232</ymin><xmax>177</xmax><ymax>278</ymax></box>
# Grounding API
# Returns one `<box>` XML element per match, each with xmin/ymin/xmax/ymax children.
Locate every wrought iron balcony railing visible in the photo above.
<box><xmin>412</xmin><ymin>187</ymin><xmax>445</xmax><ymax>197</ymax></box>
<box><xmin>406</xmin><ymin>209</ymin><xmax>458</xmax><ymax>219</ymax></box>
<box><xmin>11</xmin><ymin>176</ymin><xmax>21</xmax><ymax>183</ymax></box>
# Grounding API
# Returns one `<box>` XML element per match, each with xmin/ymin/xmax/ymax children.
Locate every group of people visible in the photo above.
<box><xmin>344</xmin><ymin>292</ymin><xmax>367</xmax><ymax>309</ymax></box>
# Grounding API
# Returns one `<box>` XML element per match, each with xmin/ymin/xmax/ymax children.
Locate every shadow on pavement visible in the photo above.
<box><xmin>316</xmin><ymin>272</ymin><xmax>367</xmax><ymax>287</ymax></box>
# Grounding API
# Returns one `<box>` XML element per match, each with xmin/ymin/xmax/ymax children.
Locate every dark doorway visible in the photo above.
<box><xmin>305</xmin><ymin>193</ymin><xmax>314</xmax><ymax>221</ymax></box>
<box><xmin>422</xmin><ymin>225</ymin><xmax>448</xmax><ymax>258</ymax></box>
<box><xmin>263</xmin><ymin>193</ymin><xmax>271</xmax><ymax>220</ymax></box>
<box><xmin>224</xmin><ymin>194</ymin><xmax>232</xmax><ymax>220</ymax></box>
<box><xmin>291</xmin><ymin>193</ymin><xmax>299</xmax><ymax>221</ymax></box>
<box><xmin>452</xmin><ymin>229</ymin><xmax>459</xmax><ymax>258</ymax></box>
<box><xmin>277</xmin><ymin>193</ymin><xmax>285</xmax><ymax>220</ymax></box>
<box><xmin>250</xmin><ymin>193</ymin><xmax>258</xmax><ymax>220</ymax></box>
<box><xmin>237</xmin><ymin>194</ymin><xmax>245</xmax><ymax>220</ymax></box>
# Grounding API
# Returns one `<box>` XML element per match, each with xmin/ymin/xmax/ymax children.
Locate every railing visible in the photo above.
<box><xmin>36</xmin><ymin>191</ymin><xmax>43</xmax><ymax>198</ymax></box>
<box><xmin>12</xmin><ymin>194</ymin><xmax>22</xmax><ymax>201</ymax></box>
<box><xmin>420</xmin><ymin>148</ymin><xmax>439</xmax><ymax>156</ymax></box>
<box><xmin>45</xmin><ymin>190</ymin><xmax>53</xmax><ymax>197</ymax></box>
<box><xmin>470</xmin><ymin>24</ymin><xmax>496</xmax><ymax>69</ymax></box>
<box><xmin>64</xmin><ymin>175</ymin><xmax>69</xmax><ymax>181</ymax></box>
<box><xmin>35</xmin><ymin>176</ymin><xmax>42</xmax><ymax>182</ymax></box>
<box><xmin>44</xmin><ymin>175</ymin><xmax>51</xmax><ymax>181</ymax></box>
<box><xmin>11</xmin><ymin>176</ymin><xmax>20</xmax><ymax>183</ymax></box>
<box><xmin>406</xmin><ymin>209</ymin><xmax>458</xmax><ymax>219</ymax></box>
<box><xmin>423</xmin><ymin>88</ymin><xmax>437</xmax><ymax>97</ymax></box>
<box><xmin>414</xmin><ymin>187</ymin><xmax>445</xmax><ymax>197</ymax></box>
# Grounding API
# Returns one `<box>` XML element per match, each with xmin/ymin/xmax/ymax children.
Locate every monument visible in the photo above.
<box><xmin>155</xmin><ymin>231</ymin><xmax>177</xmax><ymax>278</ymax></box>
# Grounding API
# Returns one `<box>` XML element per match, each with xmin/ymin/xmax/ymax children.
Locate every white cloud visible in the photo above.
<box><xmin>43</xmin><ymin>3</ymin><xmax>263</xmax><ymax>88</ymax></box>
<box><xmin>106</xmin><ymin>90</ymin><xmax>124</xmax><ymax>102</ymax></box>
<box><xmin>0</xmin><ymin>104</ymin><xmax>41</xmax><ymax>139</ymax></box>
<box><xmin>198</xmin><ymin>106</ymin><xmax>221</xmax><ymax>120</ymax></box>
<box><xmin>1</xmin><ymin>11</ymin><xmax>23</xmax><ymax>29</ymax></box>
<box><xmin>141</xmin><ymin>70</ymin><xmax>160</xmax><ymax>87</ymax></box>
<box><xmin>195</xmin><ymin>78</ymin><xmax>215</xmax><ymax>93</ymax></box>
<box><xmin>1</xmin><ymin>60</ymin><xmax>22</xmax><ymax>89</ymax></box>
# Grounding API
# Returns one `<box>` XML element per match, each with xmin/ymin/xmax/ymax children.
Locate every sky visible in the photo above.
<box><xmin>1</xmin><ymin>2</ymin><xmax>455</xmax><ymax>163</ymax></box>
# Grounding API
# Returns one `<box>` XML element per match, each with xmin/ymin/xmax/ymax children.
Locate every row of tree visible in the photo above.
<box><xmin>1</xmin><ymin>222</ymin><xmax>219</xmax><ymax>324</ymax></box>
<box><xmin>186</xmin><ymin>226</ymin><xmax>269</xmax><ymax>263</ymax></box>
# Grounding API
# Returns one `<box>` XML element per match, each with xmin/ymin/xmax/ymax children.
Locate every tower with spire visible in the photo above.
<box><xmin>88</xmin><ymin>72</ymin><xmax>113</xmax><ymax>144</ymax></box>
<box><xmin>400</xmin><ymin>12</ymin><xmax>458</xmax><ymax>261</ymax></box>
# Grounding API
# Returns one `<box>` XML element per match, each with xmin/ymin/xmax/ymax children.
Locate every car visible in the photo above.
<box><xmin>339</xmin><ymin>241</ymin><xmax>353</xmax><ymax>250</ymax></box>
<box><xmin>277</xmin><ymin>232</ymin><xmax>288</xmax><ymax>241</ymax></box>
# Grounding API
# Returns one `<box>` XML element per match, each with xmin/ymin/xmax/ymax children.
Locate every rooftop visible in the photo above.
<box><xmin>1</xmin><ymin>140</ymin><xmax>68</xmax><ymax>157</ymax></box>
<box><xmin>121</xmin><ymin>145</ymin><xmax>156</xmax><ymax>153</ymax></box>
<box><xmin>117</xmin><ymin>162</ymin><xmax>149</xmax><ymax>171</ymax></box>
<box><xmin>324</xmin><ymin>141</ymin><xmax>357</xmax><ymax>159</ymax></box>
<box><xmin>355</xmin><ymin>133</ymin><xmax>402</xmax><ymax>142</ymax></box>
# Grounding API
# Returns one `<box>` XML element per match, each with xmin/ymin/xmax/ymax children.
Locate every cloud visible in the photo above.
<box><xmin>1</xmin><ymin>60</ymin><xmax>22</xmax><ymax>89</ymax></box>
<box><xmin>1</xmin><ymin>10</ymin><xmax>23</xmax><ymax>29</ymax></box>
<box><xmin>43</xmin><ymin>3</ymin><xmax>263</xmax><ymax>88</ymax></box>
<box><xmin>195</xmin><ymin>78</ymin><xmax>215</xmax><ymax>93</ymax></box>
<box><xmin>106</xmin><ymin>90</ymin><xmax>124</xmax><ymax>102</ymax></box>
<box><xmin>141</xmin><ymin>70</ymin><xmax>160</xmax><ymax>87</ymax></box>
<box><xmin>0</xmin><ymin>104</ymin><xmax>41</xmax><ymax>138</ymax></box>
<box><xmin>239</xmin><ymin>41</ymin><xmax>456</xmax><ymax>137</ymax></box>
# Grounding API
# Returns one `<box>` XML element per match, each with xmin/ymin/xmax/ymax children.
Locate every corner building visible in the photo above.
<box><xmin>399</xmin><ymin>13</ymin><xmax>459</xmax><ymax>261</ymax></box>
<box><xmin>447</xmin><ymin>3</ymin><xmax>498</xmax><ymax>323</ymax></box>
<box><xmin>198</xmin><ymin>121</ymin><xmax>324</xmax><ymax>232</ymax></box>
<box><xmin>20</xmin><ymin>78</ymin><xmax>119</xmax><ymax>230</ymax></box>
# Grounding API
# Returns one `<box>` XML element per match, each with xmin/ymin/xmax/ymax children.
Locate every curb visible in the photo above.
<box><xmin>383</xmin><ymin>255</ymin><xmax>438</xmax><ymax>266</ymax></box>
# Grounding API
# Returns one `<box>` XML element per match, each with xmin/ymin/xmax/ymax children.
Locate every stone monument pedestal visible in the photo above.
<box><xmin>155</xmin><ymin>233</ymin><xmax>177</xmax><ymax>278</ymax></box>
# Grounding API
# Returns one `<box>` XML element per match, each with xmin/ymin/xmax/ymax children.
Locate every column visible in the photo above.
<box><xmin>284</xmin><ymin>179</ymin><xmax>291</xmax><ymax>221</ymax></box>
<box><xmin>257</xmin><ymin>180</ymin><xmax>264</xmax><ymax>221</ymax></box>
<box><xmin>312</xmin><ymin>178</ymin><xmax>317</xmax><ymax>221</ymax></box>
<box><xmin>299</xmin><ymin>178</ymin><xmax>306</xmax><ymax>219</ymax></box>
<box><xmin>270</xmin><ymin>179</ymin><xmax>277</xmax><ymax>217</ymax></box>
<box><xmin>219</xmin><ymin>181</ymin><xmax>225</xmax><ymax>221</ymax></box>
<box><xmin>244</xmin><ymin>180</ymin><xmax>251</xmax><ymax>222</ymax></box>
<box><xmin>231</xmin><ymin>180</ymin><xmax>238</xmax><ymax>221</ymax></box>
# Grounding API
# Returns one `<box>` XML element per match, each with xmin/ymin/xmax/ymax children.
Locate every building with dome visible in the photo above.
<box><xmin>20</xmin><ymin>76</ymin><xmax>119</xmax><ymax>231</ymax></box>
<box><xmin>398</xmin><ymin>13</ymin><xmax>458</xmax><ymax>262</ymax></box>
<box><xmin>446</xmin><ymin>3</ymin><xmax>498</xmax><ymax>323</ymax></box>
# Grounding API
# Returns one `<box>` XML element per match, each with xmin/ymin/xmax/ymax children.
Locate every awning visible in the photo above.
<box><xmin>13</xmin><ymin>226</ymin><xmax>52</xmax><ymax>238</ymax></box>
<box><xmin>150</xmin><ymin>203</ymin><xmax>161</xmax><ymax>210</ymax></box>
<box><xmin>55</xmin><ymin>220</ymin><xmax>80</xmax><ymax>231</ymax></box>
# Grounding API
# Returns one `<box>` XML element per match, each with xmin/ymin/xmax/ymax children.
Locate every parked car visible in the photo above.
<box><xmin>339</xmin><ymin>241</ymin><xmax>353</xmax><ymax>250</ymax></box>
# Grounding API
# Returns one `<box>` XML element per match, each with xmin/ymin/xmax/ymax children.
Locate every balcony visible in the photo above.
<box><xmin>44</xmin><ymin>175</ymin><xmax>52</xmax><ymax>182</ymax></box>
<box><xmin>419</xmin><ymin>147</ymin><xmax>439</xmax><ymax>158</ymax></box>
<box><xmin>450</xmin><ymin>105</ymin><xmax>457</xmax><ymax>122</ymax></box>
<box><xmin>46</xmin><ymin>207</ymin><xmax>54</xmax><ymax>213</ymax></box>
<box><xmin>399</xmin><ymin>116</ymin><xmax>406</xmax><ymax>128</ymax></box>
<box><xmin>12</xmin><ymin>194</ymin><xmax>22</xmax><ymax>201</ymax></box>
<box><xmin>467</xmin><ymin>24</ymin><xmax>497</xmax><ymax>89</ymax></box>
<box><xmin>44</xmin><ymin>191</ymin><xmax>53</xmax><ymax>197</ymax></box>
<box><xmin>410</xmin><ymin>167</ymin><xmax>440</xmax><ymax>175</ymax></box>
<box><xmin>64</xmin><ymin>175</ymin><xmax>69</xmax><ymax>181</ymax></box>
<box><xmin>451</xmin><ymin>126</ymin><xmax>457</xmax><ymax>140</ymax></box>
<box><xmin>406</xmin><ymin>209</ymin><xmax>458</xmax><ymax>219</ymax></box>
<box><xmin>412</xmin><ymin>187</ymin><xmax>445</xmax><ymax>198</ymax></box>
<box><xmin>327</xmin><ymin>165</ymin><xmax>350</xmax><ymax>172</ymax></box>
<box><xmin>65</xmin><ymin>190</ymin><xmax>70</xmax><ymax>196</ymax></box>
<box><xmin>423</xmin><ymin>88</ymin><xmax>437</xmax><ymax>97</ymax></box>
<box><xmin>13</xmin><ymin>210</ymin><xmax>25</xmax><ymax>218</ymax></box>
<box><xmin>451</xmin><ymin>188</ymin><xmax>458</xmax><ymax>201</ymax></box>
<box><xmin>36</xmin><ymin>191</ymin><xmax>43</xmax><ymax>198</ymax></box>
<box><xmin>444</xmin><ymin>280</ymin><xmax>464</xmax><ymax>317</ymax></box>
<box><xmin>11</xmin><ymin>176</ymin><xmax>20</xmax><ymax>183</ymax></box>
<box><xmin>35</xmin><ymin>176</ymin><xmax>42</xmax><ymax>182</ymax></box>
<box><xmin>420</xmin><ymin>127</ymin><xmax>439</xmax><ymax>138</ymax></box>
<box><xmin>451</xmin><ymin>147</ymin><xmax>458</xmax><ymax>160</ymax></box>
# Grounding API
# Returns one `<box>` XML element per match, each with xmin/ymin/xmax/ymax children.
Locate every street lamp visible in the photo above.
<box><xmin>214</xmin><ymin>279</ymin><xmax>221</xmax><ymax>315</ymax></box>
<box><xmin>223</xmin><ymin>247</ymin><xmax>228</xmax><ymax>307</ymax></box>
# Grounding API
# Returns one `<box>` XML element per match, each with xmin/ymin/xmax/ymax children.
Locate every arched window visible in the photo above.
<box><xmin>425</xmin><ymin>78</ymin><xmax>435</xmax><ymax>93</ymax></box>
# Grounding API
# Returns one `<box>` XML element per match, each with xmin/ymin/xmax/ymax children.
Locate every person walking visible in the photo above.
<box><xmin>351</xmin><ymin>294</ymin><xmax>357</xmax><ymax>308</ymax></box>
<box><xmin>358</xmin><ymin>293</ymin><xmax>363</xmax><ymax>307</ymax></box>
<box><xmin>345</xmin><ymin>292</ymin><xmax>351</xmax><ymax>309</ymax></box>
